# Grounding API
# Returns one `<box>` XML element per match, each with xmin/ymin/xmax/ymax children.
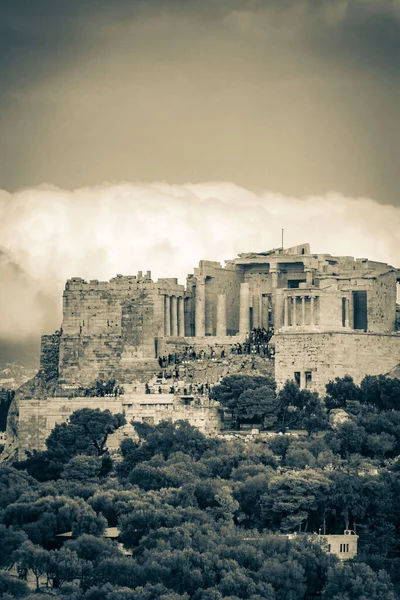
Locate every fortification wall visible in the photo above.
<box><xmin>18</xmin><ymin>395</ymin><xmax>221</xmax><ymax>457</ymax></box>
<box><xmin>275</xmin><ymin>331</ymin><xmax>400</xmax><ymax>396</ymax></box>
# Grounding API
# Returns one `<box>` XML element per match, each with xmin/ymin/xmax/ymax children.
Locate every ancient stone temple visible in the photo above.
<box><xmin>39</xmin><ymin>243</ymin><xmax>400</xmax><ymax>395</ymax></box>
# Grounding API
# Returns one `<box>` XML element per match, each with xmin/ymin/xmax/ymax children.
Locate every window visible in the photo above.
<box><xmin>340</xmin><ymin>544</ymin><xmax>349</xmax><ymax>553</ymax></box>
<box><xmin>294</xmin><ymin>372</ymin><xmax>301</xmax><ymax>387</ymax></box>
<box><xmin>305</xmin><ymin>371</ymin><xmax>312</xmax><ymax>388</ymax></box>
<box><xmin>353</xmin><ymin>290</ymin><xmax>368</xmax><ymax>330</ymax></box>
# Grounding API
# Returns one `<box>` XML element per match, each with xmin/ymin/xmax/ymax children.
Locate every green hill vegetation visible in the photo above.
<box><xmin>1</xmin><ymin>374</ymin><xmax>400</xmax><ymax>599</ymax></box>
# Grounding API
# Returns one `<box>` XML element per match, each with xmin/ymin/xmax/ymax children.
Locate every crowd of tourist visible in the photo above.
<box><xmin>157</xmin><ymin>327</ymin><xmax>275</xmax><ymax>368</ymax></box>
<box><xmin>145</xmin><ymin>328</ymin><xmax>276</xmax><ymax>396</ymax></box>
<box><xmin>146</xmin><ymin>381</ymin><xmax>212</xmax><ymax>396</ymax></box>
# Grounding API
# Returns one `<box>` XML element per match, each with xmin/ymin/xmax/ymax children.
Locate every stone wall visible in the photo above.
<box><xmin>49</xmin><ymin>274</ymin><xmax>187</xmax><ymax>386</ymax></box>
<box><xmin>40</xmin><ymin>332</ymin><xmax>61</xmax><ymax>381</ymax></box>
<box><xmin>275</xmin><ymin>331</ymin><xmax>400</xmax><ymax>396</ymax></box>
<box><xmin>18</xmin><ymin>394</ymin><xmax>221</xmax><ymax>458</ymax></box>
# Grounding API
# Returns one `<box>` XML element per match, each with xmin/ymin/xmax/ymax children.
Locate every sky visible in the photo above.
<box><xmin>0</xmin><ymin>0</ymin><xmax>399</xmax><ymax>364</ymax></box>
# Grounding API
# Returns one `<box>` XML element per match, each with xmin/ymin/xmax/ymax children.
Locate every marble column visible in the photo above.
<box><xmin>170</xmin><ymin>296</ymin><xmax>178</xmax><ymax>337</ymax></box>
<box><xmin>292</xmin><ymin>296</ymin><xmax>297</xmax><ymax>327</ymax></box>
<box><xmin>164</xmin><ymin>295</ymin><xmax>171</xmax><ymax>336</ymax></box>
<box><xmin>301</xmin><ymin>296</ymin><xmax>306</xmax><ymax>326</ymax></box>
<box><xmin>310</xmin><ymin>296</ymin><xmax>315</xmax><ymax>326</ymax></box>
<box><xmin>284</xmin><ymin>296</ymin><xmax>289</xmax><ymax>327</ymax></box>
<box><xmin>170</xmin><ymin>296</ymin><xmax>178</xmax><ymax>336</ymax></box>
<box><xmin>195</xmin><ymin>278</ymin><xmax>206</xmax><ymax>337</ymax></box>
<box><xmin>345</xmin><ymin>298</ymin><xmax>350</xmax><ymax>328</ymax></box>
<box><xmin>216</xmin><ymin>294</ymin><xmax>227</xmax><ymax>337</ymax></box>
<box><xmin>252</xmin><ymin>294</ymin><xmax>260</xmax><ymax>328</ymax></box>
<box><xmin>178</xmin><ymin>297</ymin><xmax>185</xmax><ymax>336</ymax></box>
<box><xmin>239</xmin><ymin>282</ymin><xmax>250</xmax><ymax>334</ymax></box>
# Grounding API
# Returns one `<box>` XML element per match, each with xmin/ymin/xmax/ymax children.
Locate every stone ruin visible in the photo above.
<box><xmin>9</xmin><ymin>243</ymin><xmax>400</xmax><ymax>457</ymax></box>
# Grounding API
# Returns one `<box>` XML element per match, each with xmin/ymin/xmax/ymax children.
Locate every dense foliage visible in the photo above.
<box><xmin>1</xmin><ymin>373</ymin><xmax>400</xmax><ymax>598</ymax></box>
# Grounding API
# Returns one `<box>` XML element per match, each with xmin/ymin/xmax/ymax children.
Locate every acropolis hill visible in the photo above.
<box><xmin>11</xmin><ymin>243</ymin><xmax>400</xmax><ymax>457</ymax></box>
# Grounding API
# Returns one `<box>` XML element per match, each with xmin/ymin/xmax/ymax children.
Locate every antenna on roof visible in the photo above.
<box><xmin>281</xmin><ymin>228</ymin><xmax>284</xmax><ymax>250</ymax></box>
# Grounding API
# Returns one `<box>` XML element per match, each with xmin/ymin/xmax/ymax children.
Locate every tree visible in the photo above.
<box><xmin>47</xmin><ymin>547</ymin><xmax>84</xmax><ymax>588</ymax></box>
<box><xmin>0</xmin><ymin>572</ymin><xmax>28</xmax><ymax>599</ymax></box>
<box><xmin>130</xmin><ymin>420</ymin><xmax>217</xmax><ymax>461</ymax></box>
<box><xmin>72</xmin><ymin>512</ymin><xmax>107</xmax><ymax>538</ymax></box>
<box><xmin>269</xmin><ymin>435</ymin><xmax>291</xmax><ymax>459</ymax></box>
<box><xmin>0</xmin><ymin>465</ymin><xmax>37</xmax><ymax>507</ymax></box>
<box><xmin>325</xmin><ymin>376</ymin><xmax>361</xmax><ymax>411</ymax></box>
<box><xmin>12</xmin><ymin>540</ymin><xmax>50</xmax><ymax>591</ymax></box>
<box><xmin>62</xmin><ymin>455</ymin><xmax>102</xmax><ymax>482</ymax></box>
<box><xmin>233</xmin><ymin>473</ymin><xmax>271</xmax><ymax>526</ymax></box>
<box><xmin>16</xmin><ymin>449</ymin><xmax>64</xmax><ymax>482</ymax></box>
<box><xmin>261</xmin><ymin>470</ymin><xmax>331</xmax><ymax>532</ymax></box>
<box><xmin>322</xmin><ymin>563</ymin><xmax>396</xmax><ymax>599</ymax></box>
<box><xmin>277</xmin><ymin>383</ymin><xmax>326</xmax><ymax>433</ymax></box>
<box><xmin>211</xmin><ymin>375</ymin><xmax>276</xmax><ymax>429</ymax></box>
<box><xmin>360</xmin><ymin>375</ymin><xmax>400</xmax><ymax>411</ymax></box>
<box><xmin>2</xmin><ymin>494</ymin><xmax>102</xmax><ymax>548</ymax></box>
<box><xmin>364</xmin><ymin>432</ymin><xmax>397</xmax><ymax>460</ymax></box>
<box><xmin>46</xmin><ymin>408</ymin><xmax>126</xmax><ymax>460</ymax></box>
<box><xmin>0</xmin><ymin>524</ymin><xmax>27</xmax><ymax>569</ymax></box>
<box><xmin>326</xmin><ymin>422</ymin><xmax>367</xmax><ymax>459</ymax></box>
<box><xmin>284</xmin><ymin>448</ymin><xmax>316</xmax><ymax>469</ymax></box>
<box><xmin>276</xmin><ymin>380</ymin><xmax>302</xmax><ymax>428</ymax></box>
<box><xmin>65</xmin><ymin>534</ymin><xmax>123</xmax><ymax>564</ymax></box>
<box><xmin>327</xmin><ymin>471</ymin><xmax>367</xmax><ymax>531</ymax></box>
<box><xmin>298</xmin><ymin>391</ymin><xmax>329</xmax><ymax>436</ymax></box>
<box><xmin>234</xmin><ymin>386</ymin><xmax>278</xmax><ymax>429</ymax></box>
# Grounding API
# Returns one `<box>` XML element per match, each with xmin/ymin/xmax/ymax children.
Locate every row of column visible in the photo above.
<box><xmin>283</xmin><ymin>295</ymin><xmax>317</xmax><ymax>327</ymax></box>
<box><xmin>164</xmin><ymin>295</ymin><xmax>185</xmax><ymax>337</ymax></box>
<box><xmin>194</xmin><ymin>281</ymin><xmax>266</xmax><ymax>337</ymax></box>
<box><xmin>195</xmin><ymin>277</ymin><xmax>228</xmax><ymax>337</ymax></box>
<box><xmin>238</xmin><ymin>283</ymin><xmax>271</xmax><ymax>333</ymax></box>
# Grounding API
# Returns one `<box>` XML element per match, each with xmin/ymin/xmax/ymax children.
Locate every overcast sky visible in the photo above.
<box><xmin>0</xmin><ymin>0</ymin><xmax>399</xmax><ymax>362</ymax></box>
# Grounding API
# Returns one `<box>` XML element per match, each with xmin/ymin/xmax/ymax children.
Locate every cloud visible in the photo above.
<box><xmin>0</xmin><ymin>0</ymin><xmax>399</xmax><ymax>205</ymax></box>
<box><xmin>0</xmin><ymin>182</ymin><xmax>399</xmax><ymax>344</ymax></box>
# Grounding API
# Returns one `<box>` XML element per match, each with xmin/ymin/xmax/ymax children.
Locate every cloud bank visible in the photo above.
<box><xmin>0</xmin><ymin>182</ymin><xmax>399</xmax><ymax>344</ymax></box>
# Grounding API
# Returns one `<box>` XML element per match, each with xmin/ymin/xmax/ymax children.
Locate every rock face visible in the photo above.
<box><xmin>329</xmin><ymin>409</ymin><xmax>351</xmax><ymax>429</ymax></box>
<box><xmin>12</xmin><ymin>354</ymin><xmax>274</xmax><ymax>459</ymax></box>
